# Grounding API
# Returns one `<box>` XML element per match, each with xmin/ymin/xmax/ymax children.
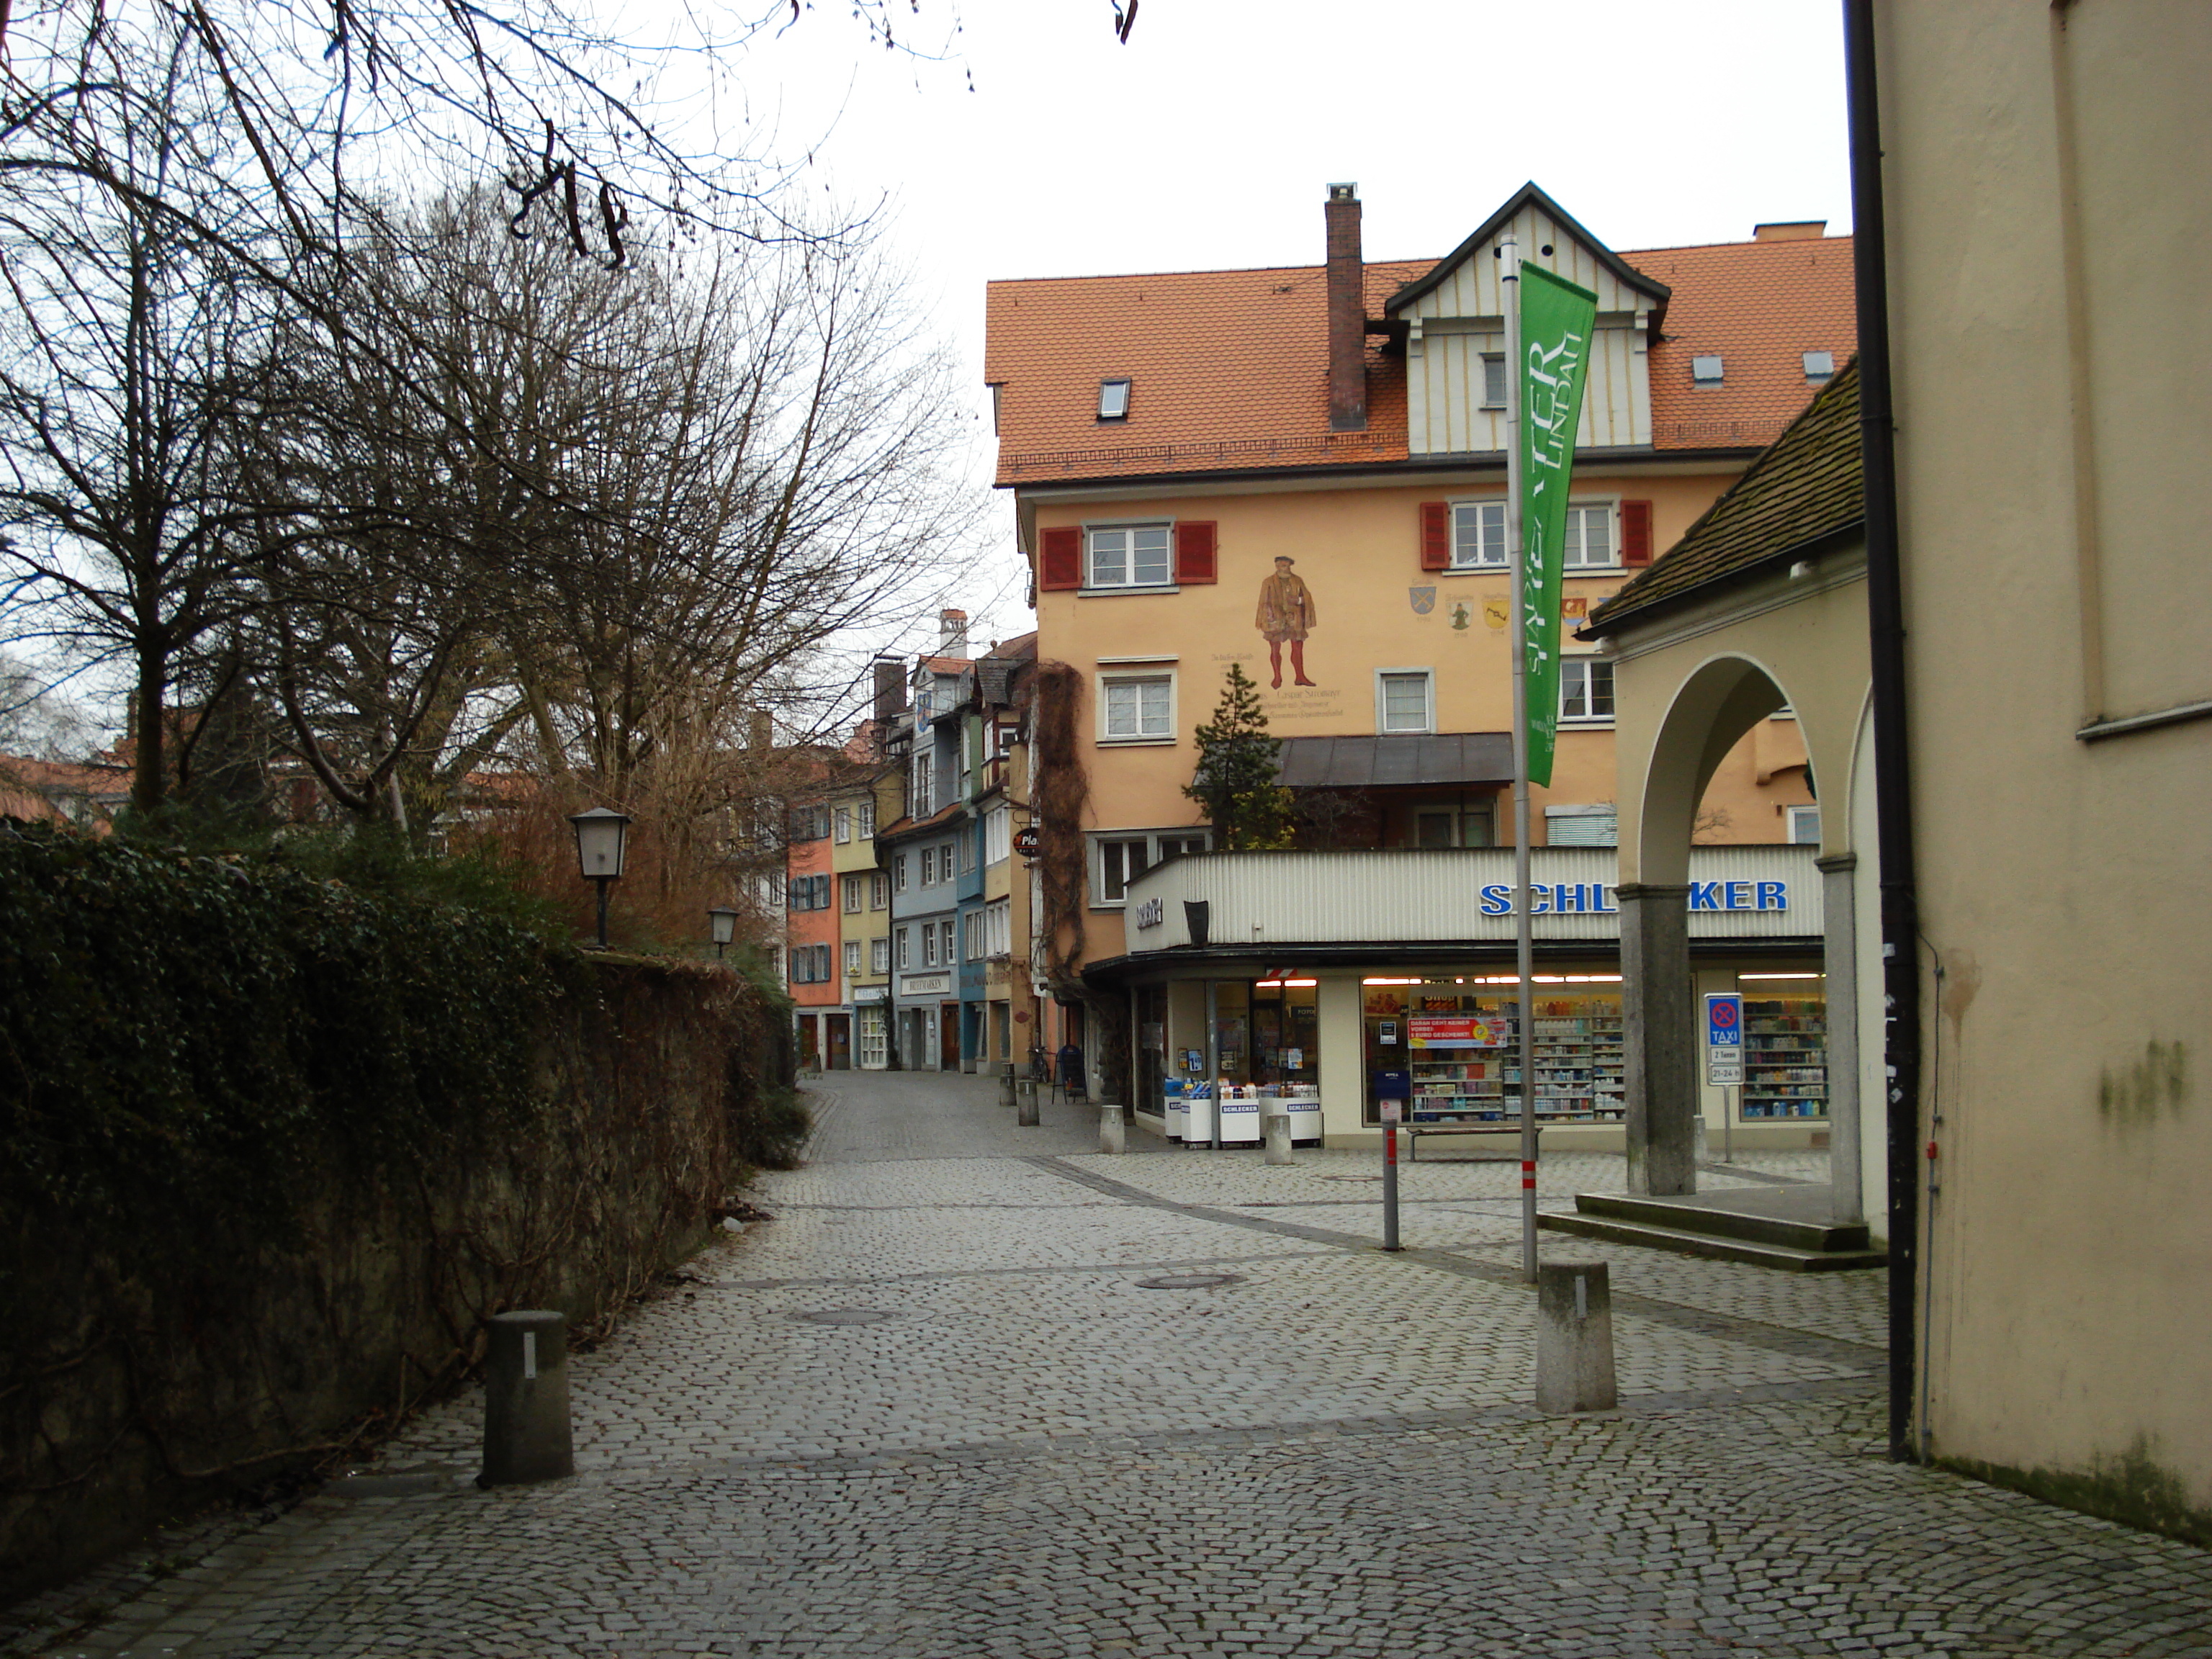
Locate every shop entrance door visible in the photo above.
<box><xmin>825</xmin><ymin>1014</ymin><xmax>851</xmax><ymax>1070</ymax></box>
<box><xmin>940</xmin><ymin>1003</ymin><xmax>961</xmax><ymax>1071</ymax></box>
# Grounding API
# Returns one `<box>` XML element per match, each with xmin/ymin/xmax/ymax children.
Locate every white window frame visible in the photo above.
<box><xmin>896</xmin><ymin>927</ymin><xmax>911</xmax><ymax>969</ymax></box>
<box><xmin>1375</xmin><ymin>669</ymin><xmax>1436</xmax><ymax>736</ymax></box>
<box><xmin>1084</xmin><ymin>521</ymin><xmax>1174</xmax><ymax>591</ymax></box>
<box><xmin>1089</xmin><ymin>827</ymin><xmax>1215</xmax><ymax>908</ymax></box>
<box><xmin>834</xmin><ymin>807</ymin><xmax>852</xmax><ymax>844</ymax></box>
<box><xmin>843</xmin><ymin>939</ymin><xmax>861</xmax><ymax>979</ymax></box>
<box><xmin>939</xmin><ymin>919</ymin><xmax>957</xmax><ymax>963</ymax></box>
<box><xmin>894</xmin><ymin>854</ymin><xmax>908</xmax><ymax>894</ymax></box>
<box><xmin>963</xmin><ymin>912</ymin><xmax>984</xmax><ymax>963</ymax></box>
<box><xmin>922</xmin><ymin>923</ymin><xmax>938</xmax><ymax>967</ymax></box>
<box><xmin>842</xmin><ymin>875</ymin><xmax>863</xmax><ymax>914</ymax></box>
<box><xmin>870</xmin><ymin>871</ymin><xmax>889</xmax><ymax>910</ymax></box>
<box><xmin>920</xmin><ymin>845</ymin><xmax>935</xmax><ymax>886</ymax></box>
<box><xmin>1545</xmin><ymin>804</ymin><xmax>1619</xmax><ymax>847</ymax></box>
<box><xmin>985</xmin><ymin>805</ymin><xmax>1010</xmax><ymax>867</ymax></box>
<box><xmin>1450</xmin><ymin>498</ymin><xmax>1508</xmax><ymax>570</ymax></box>
<box><xmin>858</xmin><ymin>799</ymin><xmax>876</xmax><ymax>839</ymax></box>
<box><xmin>1788</xmin><ymin>804</ymin><xmax>1822</xmax><ymax>845</ymax></box>
<box><xmin>959</xmin><ymin>832</ymin><xmax>976</xmax><ymax>875</ymax></box>
<box><xmin>986</xmin><ymin>897</ymin><xmax>1010</xmax><ymax>957</ymax></box>
<box><xmin>1480</xmin><ymin>352</ymin><xmax>1507</xmax><ymax>410</ymax></box>
<box><xmin>1560</xmin><ymin>499</ymin><xmax>1620</xmax><ymax>572</ymax></box>
<box><xmin>1097</xmin><ymin>670</ymin><xmax>1177</xmax><ymax>745</ymax></box>
<box><xmin>1560</xmin><ymin>657</ymin><xmax>1617</xmax><ymax>725</ymax></box>
<box><xmin>870</xmin><ymin>935</ymin><xmax>891</xmax><ymax>975</ymax></box>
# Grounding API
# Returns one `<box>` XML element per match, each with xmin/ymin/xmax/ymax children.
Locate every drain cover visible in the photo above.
<box><xmin>1135</xmin><ymin>1273</ymin><xmax>1242</xmax><ymax>1290</ymax></box>
<box><xmin>790</xmin><ymin>1308</ymin><xmax>898</xmax><ymax>1326</ymax></box>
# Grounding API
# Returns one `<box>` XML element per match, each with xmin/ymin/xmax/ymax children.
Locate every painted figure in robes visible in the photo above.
<box><xmin>1254</xmin><ymin>557</ymin><xmax>1318</xmax><ymax>688</ymax></box>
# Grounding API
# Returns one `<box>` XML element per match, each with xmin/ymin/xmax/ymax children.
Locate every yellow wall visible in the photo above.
<box><xmin>1881</xmin><ymin>0</ymin><xmax>2212</xmax><ymax>1519</ymax></box>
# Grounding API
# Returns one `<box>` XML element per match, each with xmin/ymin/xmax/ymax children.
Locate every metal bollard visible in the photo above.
<box><xmin>1015</xmin><ymin>1077</ymin><xmax>1040</xmax><ymax>1127</ymax></box>
<box><xmin>1097</xmin><ymin>1101</ymin><xmax>1125</xmax><ymax>1154</ymax></box>
<box><xmin>480</xmin><ymin>1310</ymin><xmax>575</xmax><ymax>1485</ymax></box>
<box><xmin>1262</xmin><ymin>1105</ymin><xmax>1293</xmax><ymax>1166</ymax></box>
<box><xmin>1534</xmin><ymin>1261</ymin><xmax>1618</xmax><ymax>1414</ymax></box>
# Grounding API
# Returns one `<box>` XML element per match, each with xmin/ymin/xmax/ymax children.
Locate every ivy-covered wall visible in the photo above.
<box><xmin>0</xmin><ymin>829</ymin><xmax>798</xmax><ymax>1598</ymax></box>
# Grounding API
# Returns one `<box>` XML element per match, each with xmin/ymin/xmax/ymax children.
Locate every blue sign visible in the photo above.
<box><xmin>1475</xmin><ymin>881</ymin><xmax>1790</xmax><ymax>917</ymax></box>
<box><xmin>1704</xmin><ymin>993</ymin><xmax>1743</xmax><ymax>1048</ymax></box>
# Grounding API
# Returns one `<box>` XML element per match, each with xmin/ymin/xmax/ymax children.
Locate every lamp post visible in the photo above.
<box><xmin>568</xmin><ymin>806</ymin><xmax>631</xmax><ymax>950</ymax></box>
<box><xmin>707</xmin><ymin>905</ymin><xmax>739</xmax><ymax>961</ymax></box>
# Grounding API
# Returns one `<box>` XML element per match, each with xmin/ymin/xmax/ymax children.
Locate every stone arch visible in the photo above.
<box><xmin>1636</xmin><ymin>653</ymin><xmax>1794</xmax><ymax>889</ymax></box>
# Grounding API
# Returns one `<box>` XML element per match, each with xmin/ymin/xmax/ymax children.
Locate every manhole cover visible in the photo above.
<box><xmin>1134</xmin><ymin>1273</ymin><xmax>1243</xmax><ymax>1290</ymax></box>
<box><xmin>790</xmin><ymin>1308</ymin><xmax>899</xmax><ymax>1326</ymax></box>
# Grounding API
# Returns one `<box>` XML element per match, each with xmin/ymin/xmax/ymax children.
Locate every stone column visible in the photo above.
<box><xmin>1617</xmin><ymin>882</ymin><xmax>1696</xmax><ymax>1197</ymax></box>
<box><xmin>1818</xmin><ymin>853</ymin><xmax>1863</xmax><ymax>1226</ymax></box>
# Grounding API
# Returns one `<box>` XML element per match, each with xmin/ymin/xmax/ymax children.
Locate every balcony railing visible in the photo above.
<box><xmin>1118</xmin><ymin>846</ymin><xmax>1823</xmax><ymax>953</ymax></box>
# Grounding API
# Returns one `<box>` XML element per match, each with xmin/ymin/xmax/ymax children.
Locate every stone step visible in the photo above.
<box><xmin>1537</xmin><ymin>1210</ymin><xmax>1887</xmax><ymax>1273</ymax></box>
<box><xmin>1573</xmin><ymin>1190</ymin><xmax>1871</xmax><ymax>1253</ymax></box>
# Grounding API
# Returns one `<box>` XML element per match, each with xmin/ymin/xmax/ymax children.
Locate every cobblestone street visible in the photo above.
<box><xmin>9</xmin><ymin>1071</ymin><xmax>2211</xmax><ymax>1658</ymax></box>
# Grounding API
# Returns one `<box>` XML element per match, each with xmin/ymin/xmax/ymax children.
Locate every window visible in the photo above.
<box><xmin>1092</xmin><ymin>829</ymin><xmax>1213</xmax><ymax>906</ymax></box>
<box><xmin>1788</xmin><ymin>805</ymin><xmax>1822</xmax><ymax>845</ymax></box>
<box><xmin>1098</xmin><ymin>378</ymin><xmax>1131</xmax><ymax>421</ymax></box>
<box><xmin>842</xmin><ymin>875</ymin><xmax>863</xmax><ymax>914</ymax></box>
<box><xmin>938</xmin><ymin>920</ymin><xmax>957</xmax><ymax>963</ymax></box>
<box><xmin>1087</xmin><ymin>524</ymin><xmax>1172</xmax><ymax>590</ymax></box>
<box><xmin>959</xmin><ymin>833</ymin><xmax>976</xmax><ymax>875</ymax></box>
<box><xmin>844</xmin><ymin>940</ymin><xmax>861</xmax><ymax>979</ymax></box>
<box><xmin>871</xmin><ymin>935</ymin><xmax>891</xmax><ymax>974</ymax></box>
<box><xmin>1560</xmin><ymin>658</ymin><xmax>1616</xmax><ymax>723</ymax></box>
<box><xmin>911</xmin><ymin>755</ymin><xmax>933</xmax><ymax>819</ymax></box>
<box><xmin>963</xmin><ymin>912</ymin><xmax>984</xmax><ymax>962</ymax></box>
<box><xmin>894</xmin><ymin>854</ymin><xmax>908</xmax><ymax>894</ymax></box>
<box><xmin>920</xmin><ymin>846</ymin><xmax>935</xmax><ymax>885</ymax></box>
<box><xmin>858</xmin><ymin>799</ymin><xmax>876</xmax><ymax>839</ymax></box>
<box><xmin>1803</xmin><ymin>350</ymin><xmax>1835</xmax><ymax>382</ymax></box>
<box><xmin>1377</xmin><ymin>670</ymin><xmax>1434</xmax><ymax>734</ymax></box>
<box><xmin>834</xmin><ymin>807</ymin><xmax>851</xmax><ymax>844</ymax></box>
<box><xmin>764</xmin><ymin>871</ymin><xmax>786</xmax><ymax>909</ymax></box>
<box><xmin>986</xmin><ymin>898</ymin><xmax>1010</xmax><ymax>957</ymax></box>
<box><xmin>870</xmin><ymin>871</ymin><xmax>889</xmax><ymax>909</ymax></box>
<box><xmin>940</xmin><ymin>840</ymin><xmax>957</xmax><ymax>880</ymax></box>
<box><xmin>1562</xmin><ymin>502</ymin><xmax>1615</xmax><ymax>570</ymax></box>
<box><xmin>985</xmin><ymin>806</ymin><xmax>1010</xmax><ymax>866</ymax></box>
<box><xmin>896</xmin><ymin>927</ymin><xmax>911</xmax><ymax>969</ymax></box>
<box><xmin>788</xmin><ymin>944</ymin><xmax>833</xmax><ymax>984</ymax></box>
<box><xmin>1102</xmin><ymin>673</ymin><xmax>1174</xmax><ymax>742</ymax></box>
<box><xmin>1452</xmin><ymin>500</ymin><xmax>1507</xmax><ymax>568</ymax></box>
<box><xmin>1481</xmin><ymin>353</ymin><xmax>1507</xmax><ymax>409</ymax></box>
<box><xmin>1546</xmin><ymin>805</ymin><xmax>1619</xmax><ymax>847</ymax></box>
<box><xmin>858</xmin><ymin>1007</ymin><xmax>888</xmax><ymax>1068</ymax></box>
<box><xmin>922</xmin><ymin>923</ymin><xmax>938</xmax><ymax>966</ymax></box>
<box><xmin>1415</xmin><ymin>805</ymin><xmax>1493</xmax><ymax>848</ymax></box>
<box><xmin>1692</xmin><ymin>354</ymin><xmax>1725</xmax><ymax>386</ymax></box>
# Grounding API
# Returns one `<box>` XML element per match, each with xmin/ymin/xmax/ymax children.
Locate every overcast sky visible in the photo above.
<box><xmin>722</xmin><ymin>0</ymin><xmax>1854</xmax><ymax>649</ymax></box>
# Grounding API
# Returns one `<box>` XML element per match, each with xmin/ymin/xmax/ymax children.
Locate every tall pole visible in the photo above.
<box><xmin>594</xmin><ymin>877</ymin><xmax>611</xmax><ymax>950</ymax></box>
<box><xmin>1503</xmin><ymin>230</ymin><xmax>1538</xmax><ymax>1285</ymax></box>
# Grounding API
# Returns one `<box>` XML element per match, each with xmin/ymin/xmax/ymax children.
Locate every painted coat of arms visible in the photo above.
<box><xmin>1408</xmin><ymin>586</ymin><xmax>1436</xmax><ymax>615</ymax></box>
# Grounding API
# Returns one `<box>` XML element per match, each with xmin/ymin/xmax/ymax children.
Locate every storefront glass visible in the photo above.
<box><xmin>1738</xmin><ymin>983</ymin><xmax>1827</xmax><ymax>1120</ymax></box>
<box><xmin>1361</xmin><ymin>976</ymin><xmax>1626</xmax><ymax>1126</ymax></box>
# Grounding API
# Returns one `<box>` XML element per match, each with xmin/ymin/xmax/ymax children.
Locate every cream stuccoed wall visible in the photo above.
<box><xmin>1876</xmin><ymin>0</ymin><xmax>2212</xmax><ymax>1520</ymax></box>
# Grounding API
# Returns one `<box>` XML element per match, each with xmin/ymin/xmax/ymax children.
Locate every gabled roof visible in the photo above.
<box><xmin>1383</xmin><ymin>181</ymin><xmax>1671</xmax><ymax>318</ymax></box>
<box><xmin>986</xmin><ymin>217</ymin><xmax>1856</xmax><ymax>487</ymax></box>
<box><xmin>1583</xmin><ymin>357</ymin><xmax>1864</xmax><ymax>636</ymax></box>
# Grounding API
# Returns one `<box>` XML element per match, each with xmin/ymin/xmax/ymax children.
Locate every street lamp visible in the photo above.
<box><xmin>568</xmin><ymin>806</ymin><xmax>631</xmax><ymax>950</ymax></box>
<box><xmin>707</xmin><ymin>905</ymin><xmax>739</xmax><ymax>961</ymax></box>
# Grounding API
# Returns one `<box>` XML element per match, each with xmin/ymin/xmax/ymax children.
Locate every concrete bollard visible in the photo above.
<box><xmin>1098</xmin><ymin>1101</ymin><xmax>1125</xmax><ymax>1154</ymax></box>
<box><xmin>1262</xmin><ymin>1105</ymin><xmax>1293</xmax><ymax>1166</ymax></box>
<box><xmin>1015</xmin><ymin>1077</ymin><xmax>1040</xmax><ymax>1128</ymax></box>
<box><xmin>1534</xmin><ymin>1262</ymin><xmax>1617</xmax><ymax>1414</ymax></box>
<box><xmin>480</xmin><ymin>1310</ymin><xmax>574</xmax><ymax>1485</ymax></box>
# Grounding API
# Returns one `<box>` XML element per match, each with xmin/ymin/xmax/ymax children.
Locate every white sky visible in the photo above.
<box><xmin>723</xmin><ymin>0</ymin><xmax>1855</xmax><ymax>652</ymax></box>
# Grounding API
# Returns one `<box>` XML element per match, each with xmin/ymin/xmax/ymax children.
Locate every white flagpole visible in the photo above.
<box><xmin>1502</xmin><ymin>231</ymin><xmax>1537</xmax><ymax>1285</ymax></box>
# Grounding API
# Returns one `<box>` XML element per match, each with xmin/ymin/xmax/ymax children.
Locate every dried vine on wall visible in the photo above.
<box><xmin>1030</xmin><ymin>660</ymin><xmax>1089</xmax><ymax>1000</ymax></box>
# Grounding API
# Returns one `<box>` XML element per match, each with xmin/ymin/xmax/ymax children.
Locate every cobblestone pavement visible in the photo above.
<box><xmin>9</xmin><ymin>1071</ymin><xmax>2210</xmax><ymax>1658</ymax></box>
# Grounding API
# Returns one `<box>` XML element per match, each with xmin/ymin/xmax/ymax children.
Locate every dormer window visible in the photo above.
<box><xmin>1803</xmin><ymin>351</ymin><xmax>1835</xmax><ymax>382</ymax></box>
<box><xmin>1691</xmin><ymin>355</ymin><xmax>1725</xmax><ymax>386</ymax></box>
<box><xmin>1097</xmin><ymin>378</ymin><xmax>1131</xmax><ymax>421</ymax></box>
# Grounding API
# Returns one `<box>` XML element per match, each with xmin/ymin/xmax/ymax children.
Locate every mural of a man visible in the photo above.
<box><xmin>1254</xmin><ymin>556</ymin><xmax>1318</xmax><ymax>688</ymax></box>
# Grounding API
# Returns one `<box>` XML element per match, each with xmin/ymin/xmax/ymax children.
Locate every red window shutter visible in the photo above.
<box><xmin>1419</xmin><ymin>501</ymin><xmax>1450</xmax><ymax>572</ymax></box>
<box><xmin>1174</xmin><ymin>520</ymin><xmax>1218</xmax><ymax>584</ymax></box>
<box><xmin>1040</xmin><ymin>526</ymin><xmax>1082</xmax><ymax>590</ymax></box>
<box><xmin>1621</xmin><ymin>500</ymin><xmax>1655</xmax><ymax>567</ymax></box>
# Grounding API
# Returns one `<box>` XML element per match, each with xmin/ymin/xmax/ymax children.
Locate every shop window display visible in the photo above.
<box><xmin>1740</xmin><ymin>997</ymin><xmax>1827</xmax><ymax>1119</ymax></box>
<box><xmin>1361</xmin><ymin>979</ymin><xmax>1625</xmax><ymax>1126</ymax></box>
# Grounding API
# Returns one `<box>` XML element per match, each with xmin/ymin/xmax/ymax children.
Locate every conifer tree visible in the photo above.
<box><xmin>1183</xmin><ymin>664</ymin><xmax>1297</xmax><ymax>850</ymax></box>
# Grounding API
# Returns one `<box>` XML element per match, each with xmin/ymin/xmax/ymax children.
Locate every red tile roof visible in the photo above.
<box><xmin>986</xmin><ymin>237</ymin><xmax>1854</xmax><ymax>486</ymax></box>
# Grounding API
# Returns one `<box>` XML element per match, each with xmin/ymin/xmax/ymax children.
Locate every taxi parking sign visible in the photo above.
<box><xmin>1704</xmin><ymin>992</ymin><xmax>1744</xmax><ymax>1086</ymax></box>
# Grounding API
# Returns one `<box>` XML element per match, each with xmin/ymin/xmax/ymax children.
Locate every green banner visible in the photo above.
<box><xmin>1517</xmin><ymin>264</ymin><xmax>1599</xmax><ymax>788</ymax></box>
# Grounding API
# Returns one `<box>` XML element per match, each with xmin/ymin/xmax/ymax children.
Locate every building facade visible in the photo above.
<box><xmin>986</xmin><ymin>181</ymin><xmax>1854</xmax><ymax>1138</ymax></box>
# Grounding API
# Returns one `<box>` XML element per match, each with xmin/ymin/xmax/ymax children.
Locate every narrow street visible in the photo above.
<box><xmin>12</xmin><ymin>1072</ymin><xmax>2210</xmax><ymax>1659</ymax></box>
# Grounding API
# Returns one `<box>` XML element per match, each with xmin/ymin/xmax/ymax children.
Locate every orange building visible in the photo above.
<box><xmin>987</xmin><ymin>183</ymin><xmax>1855</xmax><ymax>1145</ymax></box>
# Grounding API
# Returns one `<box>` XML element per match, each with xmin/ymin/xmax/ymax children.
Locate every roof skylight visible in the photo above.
<box><xmin>1098</xmin><ymin>379</ymin><xmax>1131</xmax><ymax>421</ymax></box>
<box><xmin>1691</xmin><ymin>355</ymin><xmax>1725</xmax><ymax>386</ymax></box>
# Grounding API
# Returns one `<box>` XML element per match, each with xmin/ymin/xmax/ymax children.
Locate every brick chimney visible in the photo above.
<box><xmin>938</xmin><ymin>608</ymin><xmax>969</xmax><ymax>657</ymax></box>
<box><xmin>872</xmin><ymin>655</ymin><xmax>908</xmax><ymax>724</ymax></box>
<box><xmin>1326</xmin><ymin>182</ymin><xmax>1367</xmax><ymax>433</ymax></box>
<box><xmin>1753</xmin><ymin>220</ymin><xmax>1827</xmax><ymax>242</ymax></box>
